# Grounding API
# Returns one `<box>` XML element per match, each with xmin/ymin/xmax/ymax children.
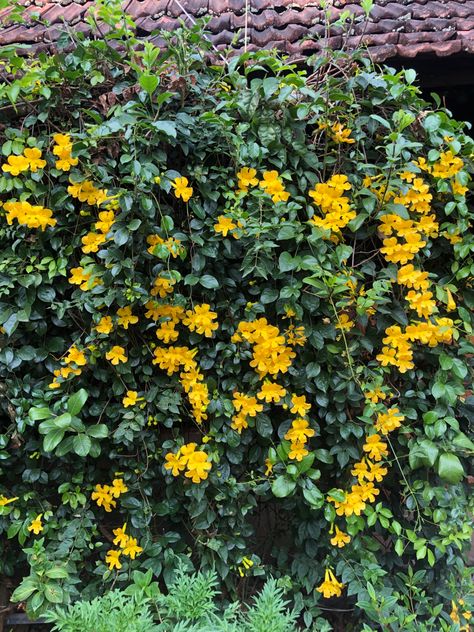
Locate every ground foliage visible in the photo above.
<box><xmin>0</xmin><ymin>2</ymin><xmax>473</xmax><ymax>629</ymax></box>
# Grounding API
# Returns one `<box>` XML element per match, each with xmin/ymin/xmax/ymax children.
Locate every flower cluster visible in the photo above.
<box><xmin>164</xmin><ymin>443</ymin><xmax>212</xmax><ymax>483</ymax></box>
<box><xmin>231</xmin><ymin>392</ymin><xmax>263</xmax><ymax>433</ymax></box>
<box><xmin>3</xmin><ymin>200</ymin><xmax>56</xmax><ymax>230</ymax></box>
<box><xmin>68</xmin><ymin>179</ymin><xmax>109</xmax><ymax>206</ymax></box>
<box><xmin>319</xmin><ymin>121</ymin><xmax>355</xmax><ymax>145</ymax></box>
<box><xmin>52</xmin><ymin>133</ymin><xmax>78</xmax><ymax>171</ymax></box>
<box><xmin>2</xmin><ymin>147</ymin><xmax>46</xmax><ymax>175</ymax></box>
<box><xmin>153</xmin><ymin>346</ymin><xmax>209</xmax><ymax>423</ymax></box>
<box><xmin>308</xmin><ymin>174</ymin><xmax>355</xmax><ymax>235</ymax></box>
<box><xmin>316</xmin><ymin>568</ymin><xmax>344</xmax><ymax>599</ymax></box>
<box><xmin>105</xmin><ymin>523</ymin><xmax>143</xmax><ymax>570</ymax></box>
<box><xmin>49</xmin><ymin>344</ymin><xmax>87</xmax><ymax>389</ymax></box>
<box><xmin>68</xmin><ymin>266</ymin><xmax>102</xmax><ymax>291</ymax></box>
<box><xmin>259</xmin><ymin>170</ymin><xmax>289</xmax><ymax>203</ymax></box>
<box><xmin>232</xmin><ymin>318</ymin><xmax>296</xmax><ymax>378</ymax></box>
<box><xmin>182</xmin><ymin>304</ymin><xmax>218</xmax><ymax>338</ymax></box>
<box><xmin>91</xmin><ymin>478</ymin><xmax>128</xmax><ymax>512</ymax></box>
<box><xmin>147</xmin><ymin>233</ymin><xmax>183</xmax><ymax>258</ymax></box>
<box><xmin>284</xmin><ymin>394</ymin><xmax>314</xmax><ymax>462</ymax></box>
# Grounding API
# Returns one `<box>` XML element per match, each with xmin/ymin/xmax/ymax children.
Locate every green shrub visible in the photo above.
<box><xmin>44</xmin><ymin>567</ymin><xmax>303</xmax><ymax>632</ymax></box>
<box><xmin>0</xmin><ymin>2</ymin><xmax>473</xmax><ymax>629</ymax></box>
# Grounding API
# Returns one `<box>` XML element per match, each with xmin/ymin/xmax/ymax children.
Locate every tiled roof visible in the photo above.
<box><xmin>1</xmin><ymin>0</ymin><xmax>474</xmax><ymax>61</ymax></box>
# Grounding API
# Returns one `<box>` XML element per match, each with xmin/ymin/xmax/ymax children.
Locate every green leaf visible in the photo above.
<box><xmin>11</xmin><ymin>578</ymin><xmax>38</xmax><ymax>602</ymax></box>
<box><xmin>404</xmin><ymin>69</ymin><xmax>416</xmax><ymax>84</ymax></box>
<box><xmin>327</xmin><ymin>488</ymin><xmax>345</xmax><ymax>503</ymax></box>
<box><xmin>151</xmin><ymin>120</ymin><xmax>177</xmax><ymax>138</ymax></box>
<box><xmin>303</xmin><ymin>485</ymin><xmax>324</xmax><ymax>509</ymax></box>
<box><xmin>437</xmin><ymin>453</ymin><xmax>464</xmax><ymax>483</ymax></box>
<box><xmin>409</xmin><ymin>440</ymin><xmax>439</xmax><ymax>470</ymax></box>
<box><xmin>43</xmin><ymin>429</ymin><xmax>65</xmax><ymax>452</ymax></box>
<box><xmin>87</xmin><ymin>424</ymin><xmax>109</xmax><ymax>439</ymax></box>
<box><xmin>394</xmin><ymin>538</ymin><xmax>404</xmax><ymax>556</ymax></box>
<box><xmin>44</xmin><ymin>584</ymin><xmax>64</xmax><ymax>604</ymax></box>
<box><xmin>260</xmin><ymin>288</ymin><xmax>279</xmax><ymax>304</ymax></box>
<box><xmin>73</xmin><ymin>434</ymin><xmax>92</xmax><ymax>457</ymax></box>
<box><xmin>199</xmin><ymin>275</ymin><xmax>219</xmax><ymax>289</ymax></box>
<box><xmin>452</xmin><ymin>432</ymin><xmax>474</xmax><ymax>451</ymax></box>
<box><xmin>29</xmin><ymin>407</ymin><xmax>51</xmax><ymax>421</ymax></box>
<box><xmin>67</xmin><ymin>389</ymin><xmax>88</xmax><ymax>416</ymax></box>
<box><xmin>271</xmin><ymin>475</ymin><xmax>296</xmax><ymax>498</ymax></box>
<box><xmin>45</xmin><ymin>567</ymin><xmax>69</xmax><ymax>579</ymax></box>
<box><xmin>279</xmin><ymin>252</ymin><xmax>296</xmax><ymax>272</ymax></box>
<box><xmin>139</xmin><ymin>73</ymin><xmax>159</xmax><ymax>95</ymax></box>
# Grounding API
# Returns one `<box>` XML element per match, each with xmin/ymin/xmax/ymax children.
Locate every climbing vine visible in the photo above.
<box><xmin>0</xmin><ymin>6</ymin><xmax>473</xmax><ymax>630</ymax></box>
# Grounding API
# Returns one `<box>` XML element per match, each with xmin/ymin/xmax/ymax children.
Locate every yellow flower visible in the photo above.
<box><xmin>183</xmin><ymin>304</ymin><xmax>218</xmax><ymax>337</ymax></box>
<box><xmin>95</xmin><ymin>316</ymin><xmax>114</xmax><ymax>335</ymax></box>
<box><xmin>316</xmin><ymin>569</ymin><xmax>344</xmax><ymax>598</ymax></box>
<box><xmin>122</xmin><ymin>390</ymin><xmax>143</xmax><ymax>408</ymax></box>
<box><xmin>185</xmin><ymin>450</ymin><xmax>212</xmax><ymax>483</ymax></box>
<box><xmin>3</xmin><ymin>200</ymin><xmax>56</xmax><ymax>230</ymax></box>
<box><xmin>95</xmin><ymin>210</ymin><xmax>115</xmax><ymax>234</ymax></box>
<box><xmin>445</xmin><ymin>288</ymin><xmax>456</xmax><ymax>312</ymax></box>
<box><xmin>23</xmin><ymin>148</ymin><xmax>47</xmax><ymax>172</ymax></box>
<box><xmin>374</xmin><ymin>407</ymin><xmax>404</xmax><ymax>435</ymax></box>
<box><xmin>122</xmin><ymin>536</ymin><xmax>143</xmax><ymax>559</ymax></box>
<box><xmin>105</xmin><ymin>549</ymin><xmax>122</xmax><ymax>570</ymax></box>
<box><xmin>290</xmin><ymin>394</ymin><xmax>311</xmax><ymax>417</ymax></box>
<box><xmin>68</xmin><ymin>179</ymin><xmax>108</xmax><ymax>205</ymax></box>
<box><xmin>156</xmin><ymin>321</ymin><xmax>179</xmax><ymax>343</ymax></box>
<box><xmin>113</xmin><ymin>523</ymin><xmax>128</xmax><ymax>547</ymax></box>
<box><xmin>151</xmin><ymin>276</ymin><xmax>175</xmax><ymax>298</ymax></box>
<box><xmin>171</xmin><ymin>176</ymin><xmax>193</xmax><ymax>202</ymax></box>
<box><xmin>335</xmin><ymin>313</ymin><xmax>354</xmax><ymax>332</ymax></box>
<box><xmin>405</xmin><ymin>290</ymin><xmax>436</xmax><ymax>318</ymax></box>
<box><xmin>330</xmin><ymin>122</ymin><xmax>355</xmax><ymax>144</ymax></box>
<box><xmin>237</xmin><ymin>167</ymin><xmax>258</xmax><ymax>191</ymax></box>
<box><xmin>231</xmin><ymin>413</ymin><xmax>249</xmax><ymax>433</ymax></box>
<box><xmin>232</xmin><ymin>392</ymin><xmax>263</xmax><ymax>417</ymax></box>
<box><xmin>27</xmin><ymin>514</ymin><xmax>43</xmax><ymax>535</ymax></box>
<box><xmin>68</xmin><ymin>267</ymin><xmax>92</xmax><ymax>290</ymax></box>
<box><xmin>288</xmin><ymin>440</ymin><xmax>309</xmax><ymax>461</ymax></box>
<box><xmin>110</xmin><ymin>478</ymin><xmax>128</xmax><ymax>498</ymax></box>
<box><xmin>2</xmin><ymin>154</ymin><xmax>30</xmax><ymax>176</ymax></box>
<box><xmin>259</xmin><ymin>170</ymin><xmax>290</xmax><ymax>203</ymax></box>
<box><xmin>116</xmin><ymin>306</ymin><xmax>138</xmax><ymax>329</ymax></box>
<box><xmin>362</xmin><ymin>434</ymin><xmax>388</xmax><ymax>462</ymax></box>
<box><xmin>351</xmin><ymin>459</ymin><xmax>370</xmax><ymax>483</ymax></box>
<box><xmin>257</xmin><ymin>381</ymin><xmax>286</xmax><ymax>403</ymax></box>
<box><xmin>264</xmin><ymin>458</ymin><xmax>273</xmax><ymax>476</ymax></box>
<box><xmin>238</xmin><ymin>555</ymin><xmax>254</xmax><ymax>576</ymax></box>
<box><xmin>81</xmin><ymin>232</ymin><xmax>107</xmax><ymax>254</ymax></box>
<box><xmin>0</xmin><ymin>495</ymin><xmax>18</xmax><ymax>506</ymax></box>
<box><xmin>330</xmin><ymin>525</ymin><xmax>351</xmax><ymax>548</ymax></box>
<box><xmin>64</xmin><ymin>345</ymin><xmax>87</xmax><ymax>366</ymax></box>
<box><xmin>285</xmin><ymin>324</ymin><xmax>307</xmax><ymax>347</ymax></box>
<box><xmin>164</xmin><ymin>451</ymin><xmax>187</xmax><ymax>476</ymax></box>
<box><xmin>106</xmin><ymin>346</ymin><xmax>127</xmax><ymax>365</ymax></box>
<box><xmin>91</xmin><ymin>484</ymin><xmax>116</xmax><ymax>512</ymax></box>
<box><xmin>284</xmin><ymin>418</ymin><xmax>315</xmax><ymax>443</ymax></box>
<box><xmin>364</xmin><ymin>387</ymin><xmax>385</xmax><ymax>404</ymax></box>
<box><xmin>214</xmin><ymin>215</ymin><xmax>237</xmax><ymax>237</ymax></box>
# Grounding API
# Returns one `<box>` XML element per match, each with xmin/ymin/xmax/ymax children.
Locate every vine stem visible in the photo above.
<box><xmin>328</xmin><ymin>294</ymin><xmax>361</xmax><ymax>390</ymax></box>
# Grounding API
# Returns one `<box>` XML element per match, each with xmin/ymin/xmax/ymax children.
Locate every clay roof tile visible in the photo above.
<box><xmin>0</xmin><ymin>0</ymin><xmax>473</xmax><ymax>61</ymax></box>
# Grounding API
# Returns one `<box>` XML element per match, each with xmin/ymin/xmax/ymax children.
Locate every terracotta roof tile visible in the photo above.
<box><xmin>1</xmin><ymin>0</ymin><xmax>474</xmax><ymax>61</ymax></box>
